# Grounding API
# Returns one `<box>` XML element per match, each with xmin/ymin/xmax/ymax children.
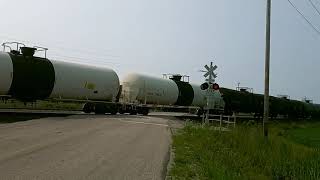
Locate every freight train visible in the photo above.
<box><xmin>0</xmin><ymin>42</ymin><xmax>319</xmax><ymax>119</ymax></box>
<box><xmin>0</xmin><ymin>42</ymin><xmax>224</xmax><ymax>115</ymax></box>
<box><xmin>82</xmin><ymin>72</ymin><xmax>224</xmax><ymax>115</ymax></box>
<box><xmin>220</xmin><ymin>88</ymin><xmax>320</xmax><ymax>119</ymax></box>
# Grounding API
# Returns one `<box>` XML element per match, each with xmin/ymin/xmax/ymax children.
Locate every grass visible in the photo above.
<box><xmin>169</xmin><ymin>121</ymin><xmax>320</xmax><ymax>179</ymax></box>
<box><xmin>285</xmin><ymin>123</ymin><xmax>320</xmax><ymax>148</ymax></box>
<box><xmin>0</xmin><ymin>100</ymin><xmax>83</xmax><ymax>111</ymax></box>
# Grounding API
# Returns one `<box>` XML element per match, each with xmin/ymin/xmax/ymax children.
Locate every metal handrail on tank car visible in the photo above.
<box><xmin>2</xmin><ymin>42</ymin><xmax>49</xmax><ymax>59</ymax></box>
<box><xmin>33</xmin><ymin>46</ymin><xmax>48</xmax><ymax>59</ymax></box>
<box><xmin>236</xmin><ymin>86</ymin><xmax>254</xmax><ymax>93</ymax></box>
<box><xmin>162</xmin><ymin>73</ymin><xmax>190</xmax><ymax>82</ymax></box>
<box><xmin>2</xmin><ymin>42</ymin><xmax>26</xmax><ymax>52</ymax></box>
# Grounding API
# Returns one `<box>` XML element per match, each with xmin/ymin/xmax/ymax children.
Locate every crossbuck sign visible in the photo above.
<box><xmin>201</xmin><ymin>62</ymin><xmax>217</xmax><ymax>83</ymax></box>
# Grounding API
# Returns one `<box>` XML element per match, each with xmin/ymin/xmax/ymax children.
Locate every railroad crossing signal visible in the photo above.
<box><xmin>201</xmin><ymin>62</ymin><xmax>217</xmax><ymax>83</ymax></box>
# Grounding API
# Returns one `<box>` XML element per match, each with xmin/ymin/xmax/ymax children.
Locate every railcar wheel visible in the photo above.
<box><xmin>140</xmin><ymin>108</ymin><xmax>149</xmax><ymax>116</ymax></box>
<box><xmin>130</xmin><ymin>110</ymin><xmax>137</xmax><ymax>115</ymax></box>
<box><xmin>83</xmin><ymin>103</ymin><xmax>94</xmax><ymax>113</ymax></box>
<box><xmin>110</xmin><ymin>108</ymin><xmax>118</xmax><ymax>115</ymax></box>
<box><xmin>94</xmin><ymin>104</ymin><xmax>107</xmax><ymax>114</ymax></box>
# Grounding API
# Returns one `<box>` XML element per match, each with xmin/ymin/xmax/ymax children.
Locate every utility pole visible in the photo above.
<box><xmin>263</xmin><ymin>0</ymin><xmax>271</xmax><ymax>137</ymax></box>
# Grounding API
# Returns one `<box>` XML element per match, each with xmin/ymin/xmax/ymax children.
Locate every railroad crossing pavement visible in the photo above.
<box><xmin>0</xmin><ymin>114</ymin><xmax>184</xmax><ymax>180</ymax></box>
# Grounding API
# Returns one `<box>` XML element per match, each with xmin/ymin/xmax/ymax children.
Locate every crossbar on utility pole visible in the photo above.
<box><xmin>263</xmin><ymin>0</ymin><xmax>271</xmax><ymax>138</ymax></box>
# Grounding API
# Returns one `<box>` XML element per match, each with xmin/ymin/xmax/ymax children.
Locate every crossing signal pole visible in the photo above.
<box><xmin>200</xmin><ymin>62</ymin><xmax>218</xmax><ymax>124</ymax></box>
<box><xmin>263</xmin><ymin>0</ymin><xmax>271</xmax><ymax>138</ymax></box>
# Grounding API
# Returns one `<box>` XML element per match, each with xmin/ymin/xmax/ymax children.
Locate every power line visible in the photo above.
<box><xmin>308</xmin><ymin>0</ymin><xmax>320</xmax><ymax>17</ymax></box>
<box><xmin>287</xmin><ymin>0</ymin><xmax>320</xmax><ymax>35</ymax></box>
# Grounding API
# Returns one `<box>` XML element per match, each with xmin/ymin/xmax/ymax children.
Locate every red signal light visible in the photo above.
<box><xmin>212</xmin><ymin>83</ymin><xmax>220</xmax><ymax>90</ymax></box>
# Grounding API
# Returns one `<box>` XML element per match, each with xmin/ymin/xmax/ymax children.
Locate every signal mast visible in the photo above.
<box><xmin>200</xmin><ymin>62</ymin><xmax>224</xmax><ymax>123</ymax></box>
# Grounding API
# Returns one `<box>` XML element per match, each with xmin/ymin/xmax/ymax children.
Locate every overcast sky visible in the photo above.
<box><xmin>0</xmin><ymin>0</ymin><xmax>319</xmax><ymax>103</ymax></box>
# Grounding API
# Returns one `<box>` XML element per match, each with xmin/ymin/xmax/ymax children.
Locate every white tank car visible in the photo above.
<box><xmin>49</xmin><ymin>60</ymin><xmax>120</xmax><ymax>101</ymax></box>
<box><xmin>191</xmin><ymin>83</ymin><xmax>207</xmax><ymax>107</ymax></box>
<box><xmin>121</xmin><ymin>73</ymin><xmax>179</xmax><ymax>105</ymax></box>
<box><xmin>0</xmin><ymin>52</ymin><xmax>13</xmax><ymax>95</ymax></box>
<box><xmin>0</xmin><ymin>48</ymin><xmax>119</xmax><ymax>102</ymax></box>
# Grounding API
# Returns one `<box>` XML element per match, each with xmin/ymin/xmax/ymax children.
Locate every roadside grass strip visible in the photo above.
<box><xmin>170</xmin><ymin>122</ymin><xmax>320</xmax><ymax>179</ymax></box>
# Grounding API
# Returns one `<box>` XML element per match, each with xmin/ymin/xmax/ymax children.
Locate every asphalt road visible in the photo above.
<box><xmin>0</xmin><ymin>115</ymin><xmax>175</xmax><ymax>180</ymax></box>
